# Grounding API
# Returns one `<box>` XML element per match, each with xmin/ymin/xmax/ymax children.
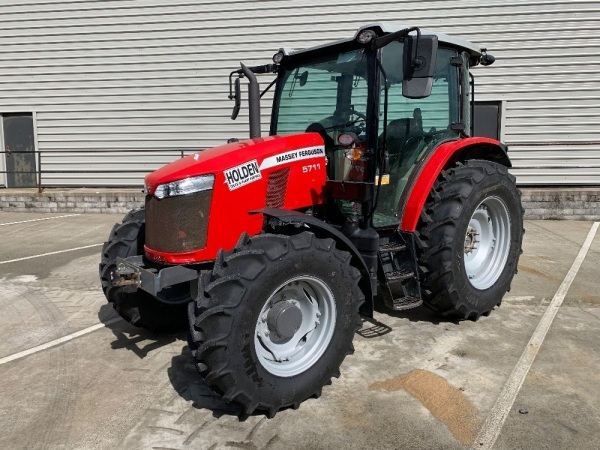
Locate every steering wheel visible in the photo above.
<box><xmin>316</xmin><ymin>117</ymin><xmax>355</xmax><ymax>131</ymax></box>
<box><xmin>349</xmin><ymin>108</ymin><xmax>367</xmax><ymax>120</ymax></box>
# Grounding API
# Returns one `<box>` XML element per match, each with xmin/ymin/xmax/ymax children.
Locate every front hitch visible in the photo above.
<box><xmin>114</xmin><ymin>256</ymin><xmax>198</xmax><ymax>296</ymax></box>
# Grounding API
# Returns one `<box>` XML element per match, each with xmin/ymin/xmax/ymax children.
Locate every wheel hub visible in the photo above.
<box><xmin>267</xmin><ymin>300</ymin><xmax>303</xmax><ymax>340</ymax></box>
<box><xmin>463</xmin><ymin>196</ymin><xmax>511</xmax><ymax>290</ymax></box>
<box><xmin>464</xmin><ymin>227</ymin><xmax>479</xmax><ymax>254</ymax></box>
<box><xmin>254</xmin><ymin>276</ymin><xmax>336</xmax><ymax>377</ymax></box>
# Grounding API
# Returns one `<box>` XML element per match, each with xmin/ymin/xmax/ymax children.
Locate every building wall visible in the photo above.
<box><xmin>0</xmin><ymin>0</ymin><xmax>599</xmax><ymax>186</ymax></box>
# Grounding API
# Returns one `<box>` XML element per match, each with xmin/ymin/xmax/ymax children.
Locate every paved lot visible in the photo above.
<box><xmin>0</xmin><ymin>213</ymin><xmax>598</xmax><ymax>450</ymax></box>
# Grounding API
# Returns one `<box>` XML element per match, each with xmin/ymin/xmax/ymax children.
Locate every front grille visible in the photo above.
<box><xmin>145</xmin><ymin>190</ymin><xmax>212</xmax><ymax>253</ymax></box>
<box><xmin>265</xmin><ymin>168</ymin><xmax>290</xmax><ymax>208</ymax></box>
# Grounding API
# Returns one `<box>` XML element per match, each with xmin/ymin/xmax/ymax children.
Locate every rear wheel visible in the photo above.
<box><xmin>417</xmin><ymin>160</ymin><xmax>524</xmax><ymax>320</ymax></box>
<box><xmin>188</xmin><ymin>232</ymin><xmax>364</xmax><ymax>417</ymax></box>
<box><xmin>99</xmin><ymin>207</ymin><xmax>189</xmax><ymax>332</ymax></box>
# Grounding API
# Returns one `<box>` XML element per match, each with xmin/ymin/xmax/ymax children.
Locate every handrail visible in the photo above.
<box><xmin>0</xmin><ymin>148</ymin><xmax>191</xmax><ymax>193</ymax></box>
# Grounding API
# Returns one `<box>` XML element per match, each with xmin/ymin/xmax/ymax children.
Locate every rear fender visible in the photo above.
<box><xmin>400</xmin><ymin>137</ymin><xmax>511</xmax><ymax>232</ymax></box>
<box><xmin>256</xmin><ymin>208</ymin><xmax>374</xmax><ymax>317</ymax></box>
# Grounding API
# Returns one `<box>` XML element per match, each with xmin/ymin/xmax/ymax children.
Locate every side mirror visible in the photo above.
<box><xmin>403</xmin><ymin>35</ymin><xmax>438</xmax><ymax>99</ymax></box>
<box><xmin>231</xmin><ymin>77</ymin><xmax>241</xmax><ymax>120</ymax></box>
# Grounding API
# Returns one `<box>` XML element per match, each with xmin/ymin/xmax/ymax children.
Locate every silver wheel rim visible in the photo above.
<box><xmin>254</xmin><ymin>276</ymin><xmax>336</xmax><ymax>377</ymax></box>
<box><xmin>463</xmin><ymin>196</ymin><xmax>511</xmax><ymax>290</ymax></box>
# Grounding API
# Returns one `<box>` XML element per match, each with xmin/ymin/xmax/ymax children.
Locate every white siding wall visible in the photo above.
<box><xmin>0</xmin><ymin>0</ymin><xmax>599</xmax><ymax>186</ymax></box>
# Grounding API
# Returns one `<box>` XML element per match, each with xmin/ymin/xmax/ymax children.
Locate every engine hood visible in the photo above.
<box><xmin>144</xmin><ymin>133</ymin><xmax>324</xmax><ymax>194</ymax></box>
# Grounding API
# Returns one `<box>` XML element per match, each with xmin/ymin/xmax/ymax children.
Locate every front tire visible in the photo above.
<box><xmin>417</xmin><ymin>160</ymin><xmax>524</xmax><ymax>320</ymax></box>
<box><xmin>99</xmin><ymin>207</ymin><xmax>189</xmax><ymax>332</ymax></box>
<box><xmin>188</xmin><ymin>232</ymin><xmax>364</xmax><ymax>417</ymax></box>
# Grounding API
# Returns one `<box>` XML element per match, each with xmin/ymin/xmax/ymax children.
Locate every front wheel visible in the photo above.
<box><xmin>417</xmin><ymin>160</ymin><xmax>524</xmax><ymax>320</ymax></box>
<box><xmin>188</xmin><ymin>232</ymin><xmax>364</xmax><ymax>417</ymax></box>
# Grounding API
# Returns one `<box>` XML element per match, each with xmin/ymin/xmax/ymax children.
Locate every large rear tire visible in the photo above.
<box><xmin>99</xmin><ymin>207</ymin><xmax>189</xmax><ymax>332</ymax></box>
<box><xmin>188</xmin><ymin>232</ymin><xmax>364</xmax><ymax>417</ymax></box>
<box><xmin>417</xmin><ymin>160</ymin><xmax>524</xmax><ymax>320</ymax></box>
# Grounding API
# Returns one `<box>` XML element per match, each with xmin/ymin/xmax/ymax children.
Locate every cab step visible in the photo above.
<box><xmin>378</xmin><ymin>232</ymin><xmax>423</xmax><ymax>313</ymax></box>
<box><xmin>386</xmin><ymin>268</ymin><xmax>414</xmax><ymax>283</ymax></box>
<box><xmin>378</xmin><ymin>242</ymin><xmax>406</xmax><ymax>254</ymax></box>
<box><xmin>387</xmin><ymin>296</ymin><xmax>423</xmax><ymax>311</ymax></box>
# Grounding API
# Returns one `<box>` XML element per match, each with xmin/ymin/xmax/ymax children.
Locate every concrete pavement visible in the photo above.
<box><xmin>0</xmin><ymin>213</ymin><xmax>598</xmax><ymax>449</ymax></box>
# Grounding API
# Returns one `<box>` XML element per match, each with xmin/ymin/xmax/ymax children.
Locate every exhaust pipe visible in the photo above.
<box><xmin>240</xmin><ymin>63</ymin><xmax>261</xmax><ymax>139</ymax></box>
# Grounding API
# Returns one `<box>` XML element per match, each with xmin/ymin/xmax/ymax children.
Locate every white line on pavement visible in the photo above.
<box><xmin>0</xmin><ymin>243</ymin><xmax>103</xmax><ymax>265</ymax></box>
<box><xmin>0</xmin><ymin>317</ymin><xmax>123</xmax><ymax>366</ymax></box>
<box><xmin>473</xmin><ymin>221</ymin><xmax>599</xmax><ymax>450</ymax></box>
<box><xmin>0</xmin><ymin>214</ymin><xmax>81</xmax><ymax>226</ymax></box>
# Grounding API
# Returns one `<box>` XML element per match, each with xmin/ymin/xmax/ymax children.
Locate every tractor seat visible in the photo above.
<box><xmin>385</xmin><ymin>118</ymin><xmax>421</xmax><ymax>153</ymax></box>
<box><xmin>380</xmin><ymin>118</ymin><xmax>423</xmax><ymax>174</ymax></box>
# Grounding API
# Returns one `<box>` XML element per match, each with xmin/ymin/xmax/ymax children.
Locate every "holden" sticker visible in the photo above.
<box><xmin>224</xmin><ymin>159</ymin><xmax>262</xmax><ymax>191</ymax></box>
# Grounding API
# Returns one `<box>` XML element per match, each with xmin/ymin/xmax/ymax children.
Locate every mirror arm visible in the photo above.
<box><xmin>228</xmin><ymin>69</ymin><xmax>240</xmax><ymax>100</ymax></box>
<box><xmin>374</xmin><ymin>27</ymin><xmax>419</xmax><ymax>50</ymax></box>
<box><xmin>373</xmin><ymin>27</ymin><xmax>423</xmax><ymax>69</ymax></box>
<box><xmin>260</xmin><ymin>77</ymin><xmax>277</xmax><ymax>99</ymax></box>
<box><xmin>409</xmin><ymin>28</ymin><xmax>422</xmax><ymax>69</ymax></box>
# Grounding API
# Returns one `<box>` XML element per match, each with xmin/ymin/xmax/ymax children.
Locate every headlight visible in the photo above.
<box><xmin>154</xmin><ymin>174</ymin><xmax>214</xmax><ymax>199</ymax></box>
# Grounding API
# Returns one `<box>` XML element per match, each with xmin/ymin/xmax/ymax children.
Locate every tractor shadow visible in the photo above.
<box><xmin>168</xmin><ymin>345</ymin><xmax>306</xmax><ymax>420</ymax></box>
<box><xmin>98</xmin><ymin>305</ymin><xmax>247</xmax><ymax>418</ymax></box>
<box><xmin>358</xmin><ymin>299</ymin><xmax>461</xmax><ymax>338</ymax></box>
<box><xmin>378</xmin><ymin>298</ymin><xmax>460</xmax><ymax>322</ymax></box>
<box><xmin>379</xmin><ymin>304</ymin><xmax>458</xmax><ymax>323</ymax></box>
<box><xmin>167</xmin><ymin>345</ymin><xmax>268</xmax><ymax>420</ymax></box>
<box><xmin>98</xmin><ymin>304</ymin><xmax>181</xmax><ymax>359</ymax></box>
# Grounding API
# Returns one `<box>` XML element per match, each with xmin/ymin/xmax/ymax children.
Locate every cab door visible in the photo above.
<box><xmin>373</xmin><ymin>43</ymin><xmax>461</xmax><ymax>227</ymax></box>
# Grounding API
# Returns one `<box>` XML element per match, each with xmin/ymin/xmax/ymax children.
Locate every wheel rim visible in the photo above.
<box><xmin>254</xmin><ymin>276</ymin><xmax>336</xmax><ymax>377</ymax></box>
<box><xmin>463</xmin><ymin>196</ymin><xmax>511</xmax><ymax>290</ymax></box>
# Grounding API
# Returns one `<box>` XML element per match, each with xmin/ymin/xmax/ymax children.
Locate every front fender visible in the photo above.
<box><xmin>254</xmin><ymin>208</ymin><xmax>374</xmax><ymax>317</ymax></box>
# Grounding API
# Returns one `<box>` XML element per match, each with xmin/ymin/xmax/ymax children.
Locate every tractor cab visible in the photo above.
<box><xmin>262</xmin><ymin>24</ymin><xmax>487</xmax><ymax>230</ymax></box>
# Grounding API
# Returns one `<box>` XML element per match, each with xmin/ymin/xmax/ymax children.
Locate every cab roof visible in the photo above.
<box><xmin>358</xmin><ymin>23</ymin><xmax>482</xmax><ymax>58</ymax></box>
<box><xmin>283</xmin><ymin>22</ymin><xmax>483</xmax><ymax>62</ymax></box>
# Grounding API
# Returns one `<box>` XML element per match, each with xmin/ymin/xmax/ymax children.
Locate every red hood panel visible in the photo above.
<box><xmin>145</xmin><ymin>133</ymin><xmax>324</xmax><ymax>194</ymax></box>
<box><xmin>143</xmin><ymin>132</ymin><xmax>328</xmax><ymax>264</ymax></box>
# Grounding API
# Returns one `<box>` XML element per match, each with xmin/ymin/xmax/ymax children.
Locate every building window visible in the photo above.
<box><xmin>2</xmin><ymin>113</ymin><xmax>37</xmax><ymax>188</ymax></box>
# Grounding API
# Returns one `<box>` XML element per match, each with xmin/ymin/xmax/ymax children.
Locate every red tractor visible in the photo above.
<box><xmin>100</xmin><ymin>23</ymin><xmax>523</xmax><ymax>416</ymax></box>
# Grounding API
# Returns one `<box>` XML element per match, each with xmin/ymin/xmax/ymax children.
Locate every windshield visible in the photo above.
<box><xmin>274</xmin><ymin>48</ymin><xmax>369</xmax><ymax>139</ymax></box>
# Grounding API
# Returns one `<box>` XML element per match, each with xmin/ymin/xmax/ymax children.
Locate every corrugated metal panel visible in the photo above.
<box><xmin>0</xmin><ymin>0</ymin><xmax>598</xmax><ymax>185</ymax></box>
